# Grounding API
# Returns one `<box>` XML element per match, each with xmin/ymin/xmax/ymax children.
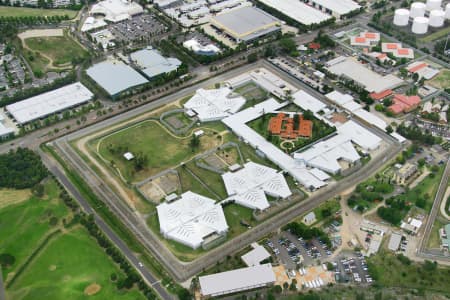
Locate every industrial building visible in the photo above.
<box><xmin>86</xmin><ymin>60</ymin><xmax>148</xmax><ymax>98</ymax></box>
<box><xmin>221</xmin><ymin>161</ymin><xmax>292</xmax><ymax>211</ymax></box>
<box><xmin>258</xmin><ymin>0</ymin><xmax>332</xmax><ymax>25</ymax></box>
<box><xmin>199</xmin><ymin>263</ymin><xmax>276</xmax><ymax>297</ymax></box>
<box><xmin>0</xmin><ymin>114</ymin><xmax>14</xmax><ymax>139</ymax></box>
<box><xmin>210</xmin><ymin>6</ymin><xmax>281</xmax><ymax>43</ymax></box>
<box><xmin>350</xmin><ymin>31</ymin><xmax>380</xmax><ymax>47</ymax></box>
<box><xmin>381</xmin><ymin>43</ymin><xmax>414</xmax><ymax>59</ymax></box>
<box><xmin>156</xmin><ymin>191</ymin><xmax>228</xmax><ymax>249</ymax></box>
<box><xmin>90</xmin><ymin>0</ymin><xmax>143</xmax><ymax>23</ymax></box>
<box><xmin>326</xmin><ymin>56</ymin><xmax>404</xmax><ymax>93</ymax></box>
<box><xmin>407</xmin><ymin>61</ymin><xmax>440</xmax><ymax>80</ymax></box>
<box><xmin>5</xmin><ymin>82</ymin><xmax>93</xmax><ymax>125</ymax></box>
<box><xmin>307</xmin><ymin>0</ymin><xmax>361</xmax><ymax>19</ymax></box>
<box><xmin>129</xmin><ymin>48</ymin><xmax>182</xmax><ymax>79</ymax></box>
<box><xmin>388</xmin><ymin>232</ymin><xmax>403</xmax><ymax>251</ymax></box>
<box><xmin>184</xmin><ymin>87</ymin><xmax>246</xmax><ymax>122</ymax></box>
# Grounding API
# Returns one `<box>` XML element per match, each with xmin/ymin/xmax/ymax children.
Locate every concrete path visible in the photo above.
<box><xmin>440</xmin><ymin>186</ymin><xmax>450</xmax><ymax>221</ymax></box>
<box><xmin>0</xmin><ymin>267</ymin><xmax>6</xmax><ymax>300</ymax></box>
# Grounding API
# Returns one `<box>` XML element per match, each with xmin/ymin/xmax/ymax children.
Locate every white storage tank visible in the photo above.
<box><xmin>426</xmin><ymin>0</ymin><xmax>442</xmax><ymax>11</ymax></box>
<box><xmin>429</xmin><ymin>9</ymin><xmax>445</xmax><ymax>26</ymax></box>
<box><xmin>410</xmin><ymin>2</ymin><xmax>426</xmax><ymax>18</ymax></box>
<box><xmin>394</xmin><ymin>8</ymin><xmax>410</xmax><ymax>26</ymax></box>
<box><xmin>412</xmin><ymin>16</ymin><xmax>429</xmax><ymax>34</ymax></box>
<box><xmin>445</xmin><ymin>3</ymin><xmax>450</xmax><ymax>19</ymax></box>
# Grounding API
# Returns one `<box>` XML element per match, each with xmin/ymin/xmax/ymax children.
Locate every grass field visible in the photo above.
<box><xmin>0</xmin><ymin>6</ymin><xmax>78</xmax><ymax>18</ymax></box>
<box><xmin>428</xmin><ymin>69</ymin><xmax>450</xmax><ymax>89</ymax></box>
<box><xmin>234</xmin><ymin>82</ymin><xmax>269</xmax><ymax>109</ymax></box>
<box><xmin>1</xmin><ymin>180</ymin><xmax>145</xmax><ymax>299</ymax></box>
<box><xmin>427</xmin><ymin>217</ymin><xmax>446</xmax><ymax>248</ymax></box>
<box><xmin>24</xmin><ymin>33</ymin><xmax>88</xmax><ymax>67</ymax></box>
<box><xmin>22</xmin><ymin>48</ymin><xmax>50</xmax><ymax>78</ymax></box>
<box><xmin>185</xmin><ymin>161</ymin><xmax>228</xmax><ymax>199</ymax></box>
<box><xmin>367</xmin><ymin>250</ymin><xmax>450</xmax><ymax>294</ymax></box>
<box><xmin>420</xmin><ymin>26</ymin><xmax>450</xmax><ymax>43</ymax></box>
<box><xmin>8</xmin><ymin>228</ymin><xmax>145</xmax><ymax>300</ymax></box>
<box><xmin>96</xmin><ymin>120</ymin><xmax>224</xmax><ymax>182</ymax></box>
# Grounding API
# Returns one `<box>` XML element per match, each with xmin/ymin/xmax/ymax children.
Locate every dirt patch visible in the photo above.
<box><xmin>84</xmin><ymin>283</ymin><xmax>101</xmax><ymax>296</ymax></box>
<box><xmin>0</xmin><ymin>188</ymin><xmax>31</xmax><ymax>209</ymax></box>
<box><xmin>18</xmin><ymin>28</ymin><xmax>63</xmax><ymax>40</ymax></box>
<box><xmin>138</xmin><ymin>172</ymin><xmax>180</xmax><ymax>202</ymax></box>
<box><xmin>48</xmin><ymin>265</ymin><xmax>57</xmax><ymax>271</ymax></box>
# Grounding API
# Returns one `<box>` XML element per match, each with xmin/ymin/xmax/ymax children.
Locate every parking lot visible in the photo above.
<box><xmin>333</xmin><ymin>252</ymin><xmax>373</xmax><ymax>285</ymax></box>
<box><xmin>266</xmin><ymin>231</ymin><xmax>333</xmax><ymax>270</ymax></box>
<box><xmin>108</xmin><ymin>14</ymin><xmax>168</xmax><ymax>43</ymax></box>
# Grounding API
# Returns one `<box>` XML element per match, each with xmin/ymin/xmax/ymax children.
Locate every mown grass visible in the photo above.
<box><xmin>0</xmin><ymin>6</ymin><xmax>78</xmax><ymax>18</ymax></box>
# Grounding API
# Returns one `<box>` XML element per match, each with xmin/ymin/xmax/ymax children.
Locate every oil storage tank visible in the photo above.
<box><xmin>410</xmin><ymin>2</ymin><xmax>426</xmax><ymax>18</ymax></box>
<box><xmin>394</xmin><ymin>8</ymin><xmax>410</xmax><ymax>26</ymax></box>
<box><xmin>429</xmin><ymin>9</ymin><xmax>445</xmax><ymax>26</ymax></box>
<box><xmin>426</xmin><ymin>0</ymin><xmax>442</xmax><ymax>11</ymax></box>
<box><xmin>412</xmin><ymin>16</ymin><xmax>429</xmax><ymax>34</ymax></box>
<box><xmin>445</xmin><ymin>3</ymin><xmax>450</xmax><ymax>19</ymax></box>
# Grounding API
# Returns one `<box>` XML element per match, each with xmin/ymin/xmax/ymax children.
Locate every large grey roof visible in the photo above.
<box><xmin>130</xmin><ymin>48</ymin><xmax>182</xmax><ymax>78</ymax></box>
<box><xmin>86</xmin><ymin>60</ymin><xmax>148</xmax><ymax>96</ymax></box>
<box><xmin>211</xmin><ymin>6</ymin><xmax>280</xmax><ymax>41</ymax></box>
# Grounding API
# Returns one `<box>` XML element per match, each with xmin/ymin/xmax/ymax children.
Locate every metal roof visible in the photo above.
<box><xmin>258</xmin><ymin>0</ymin><xmax>331</xmax><ymax>25</ymax></box>
<box><xmin>199</xmin><ymin>263</ymin><xmax>275</xmax><ymax>296</ymax></box>
<box><xmin>211</xmin><ymin>6</ymin><xmax>280</xmax><ymax>41</ymax></box>
<box><xmin>130</xmin><ymin>48</ymin><xmax>182</xmax><ymax>79</ymax></box>
<box><xmin>241</xmin><ymin>245</ymin><xmax>271</xmax><ymax>266</ymax></box>
<box><xmin>86</xmin><ymin>60</ymin><xmax>148</xmax><ymax>96</ymax></box>
<box><xmin>6</xmin><ymin>82</ymin><xmax>93</xmax><ymax>124</ymax></box>
<box><xmin>311</xmin><ymin>0</ymin><xmax>360</xmax><ymax>15</ymax></box>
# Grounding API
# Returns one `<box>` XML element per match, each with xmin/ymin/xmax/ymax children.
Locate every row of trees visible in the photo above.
<box><xmin>396</xmin><ymin>123</ymin><xmax>441</xmax><ymax>145</ymax></box>
<box><xmin>0</xmin><ymin>148</ymin><xmax>48</xmax><ymax>189</ymax></box>
<box><xmin>284</xmin><ymin>222</ymin><xmax>331</xmax><ymax>248</ymax></box>
<box><xmin>0</xmin><ymin>14</ymin><xmax>70</xmax><ymax>25</ymax></box>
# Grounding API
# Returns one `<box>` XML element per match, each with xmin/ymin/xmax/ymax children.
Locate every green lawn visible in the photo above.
<box><xmin>8</xmin><ymin>228</ymin><xmax>145</xmax><ymax>300</ymax></box>
<box><xmin>223</xmin><ymin>204</ymin><xmax>256</xmax><ymax>237</ymax></box>
<box><xmin>24</xmin><ymin>33</ymin><xmax>87</xmax><ymax>67</ymax></box>
<box><xmin>1</xmin><ymin>180</ymin><xmax>145</xmax><ymax>299</ymax></box>
<box><xmin>96</xmin><ymin>120</ymin><xmax>224</xmax><ymax>182</ymax></box>
<box><xmin>185</xmin><ymin>161</ymin><xmax>228</xmax><ymax>199</ymax></box>
<box><xmin>0</xmin><ymin>6</ymin><xmax>78</xmax><ymax>18</ymax></box>
<box><xmin>177</xmin><ymin>166</ymin><xmax>218</xmax><ymax>200</ymax></box>
<box><xmin>420</xmin><ymin>26</ymin><xmax>450</xmax><ymax>43</ymax></box>
<box><xmin>428</xmin><ymin>69</ymin><xmax>450</xmax><ymax>89</ymax></box>
<box><xmin>427</xmin><ymin>217</ymin><xmax>446</xmax><ymax>248</ymax></box>
<box><xmin>233</xmin><ymin>82</ymin><xmax>269</xmax><ymax>109</ymax></box>
<box><xmin>0</xmin><ymin>181</ymin><xmax>67</xmax><ymax>280</ymax></box>
<box><xmin>22</xmin><ymin>48</ymin><xmax>50</xmax><ymax>78</ymax></box>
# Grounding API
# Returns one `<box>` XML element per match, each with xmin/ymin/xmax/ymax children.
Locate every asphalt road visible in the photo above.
<box><xmin>43</xmin><ymin>60</ymin><xmax>403</xmax><ymax>282</ymax></box>
<box><xmin>39</xmin><ymin>150</ymin><xmax>174</xmax><ymax>300</ymax></box>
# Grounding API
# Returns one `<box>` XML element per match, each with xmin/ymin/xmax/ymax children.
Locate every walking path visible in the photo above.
<box><xmin>440</xmin><ymin>186</ymin><xmax>450</xmax><ymax>221</ymax></box>
<box><xmin>0</xmin><ymin>266</ymin><xmax>5</xmax><ymax>300</ymax></box>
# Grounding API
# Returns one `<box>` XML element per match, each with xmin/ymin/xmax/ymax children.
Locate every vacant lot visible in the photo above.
<box><xmin>1</xmin><ymin>180</ymin><xmax>145</xmax><ymax>300</ymax></box>
<box><xmin>24</xmin><ymin>34</ymin><xmax>87</xmax><ymax>67</ymax></box>
<box><xmin>428</xmin><ymin>69</ymin><xmax>450</xmax><ymax>89</ymax></box>
<box><xmin>0</xmin><ymin>6</ymin><xmax>78</xmax><ymax>18</ymax></box>
<box><xmin>96</xmin><ymin>120</ymin><xmax>224</xmax><ymax>182</ymax></box>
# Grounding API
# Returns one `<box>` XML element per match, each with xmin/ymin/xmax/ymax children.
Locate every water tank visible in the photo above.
<box><xmin>445</xmin><ymin>3</ymin><xmax>450</xmax><ymax>19</ymax></box>
<box><xmin>412</xmin><ymin>16</ymin><xmax>429</xmax><ymax>34</ymax></box>
<box><xmin>429</xmin><ymin>9</ymin><xmax>445</xmax><ymax>26</ymax></box>
<box><xmin>426</xmin><ymin>0</ymin><xmax>442</xmax><ymax>11</ymax></box>
<box><xmin>410</xmin><ymin>2</ymin><xmax>426</xmax><ymax>18</ymax></box>
<box><xmin>394</xmin><ymin>8</ymin><xmax>410</xmax><ymax>26</ymax></box>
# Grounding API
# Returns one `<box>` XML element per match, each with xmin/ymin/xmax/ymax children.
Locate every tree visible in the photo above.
<box><xmin>190</xmin><ymin>134</ymin><xmax>200</xmax><ymax>151</ymax></box>
<box><xmin>0</xmin><ymin>253</ymin><xmax>15</xmax><ymax>268</ymax></box>
<box><xmin>279</xmin><ymin>37</ymin><xmax>297</xmax><ymax>54</ymax></box>
<box><xmin>32</xmin><ymin>183</ymin><xmax>45</xmax><ymax>197</ymax></box>
<box><xmin>247</xmin><ymin>52</ymin><xmax>258</xmax><ymax>63</ymax></box>
<box><xmin>386</xmin><ymin>125</ymin><xmax>393</xmax><ymax>134</ymax></box>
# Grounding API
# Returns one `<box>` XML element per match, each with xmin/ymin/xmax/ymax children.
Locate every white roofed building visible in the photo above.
<box><xmin>199</xmin><ymin>263</ymin><xmax>276</xmax><ymax>297</ymax></box>
<box><xmin>156</xmin><ymin>191</ymin><xmax>228</xmax><ymax>249</ymax></box>
<box><xmin>183</xmin><ymin>39</ymin><xmax>221</xmax><ymax>56</ymax></box>
<box><xmin>90</xmin><ymin>0</ymin><xmax>143</xmax><ymax>23</ymax></box>
<box><xmin>5</xmin><ymin>82</ymin><xmax>93</xmax><ymax>125</ymax></box>
<box><xmin>129</xmin><ymin>48</ymin><xmax>182</xmax><ymax>79</ymax></box>
<box><xmin>337</xmin><ymin>120</ymin><xmax>382</xmax><ymax>151</ymax></box>
<box><xmin>184</xmin><ymin>87</ymin><xmax>246</xmax><ymax>122</ymax></box>
<box><xmin>258</xmin><ymin>0</ymin><xmax>332</xmax><ymax>25</ymax></box>
<box><xmin>241</xmin><ymin>243</ymin><xmax>271</xmax><ymax>266</ymax></box>
<box><xmin>308</xmin><ymin>0</ymin><xmax>361</xmax><ymax>18</ymax></box>
<box><xmin>293</xmin><ymin>90</ymin><xmax>328</xmax><ymax>113</ymax></box>
<box><xmin>222</xmin><ymin>162</ymin><xmax>291</xmax><ymax>210</ymax></box>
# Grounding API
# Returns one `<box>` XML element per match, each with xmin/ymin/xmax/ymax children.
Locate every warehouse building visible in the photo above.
<box><xmin>86</xmin><ymin>60</ymin><xmax>148</xmax><ymax>98</ymax></box>
<box><xmin>222</xmin><ymin>161</ymin><xmax>292</xmax><ymax>211</ymax></box>
<box><xmin>0</xmin><ymin>114</ymin><xmax>14</xmax><ymax>139</ymax></box>
<box><xmin>129</xmin><ymin>48</ymin><xmax>182</xmax><ymax>79</ymax></box>
<box><xmin>326</xmin><ymin>56</ymin><xmax>403</xmax><ymax>93</ymax></box>
<box><xmin>157</xmin><ymin>191</ymin><xmax>228</xmax><ymax>249</ymax></box>
<box><xmin>241</xmin><ymin>243</ymin><xmax>271</xmax><ymax>266</ymax></box>
<box><xmin>258</xmin><ymin>0</ymin><xmax>332</xmax><ymax>25</ymax></box>
<box><xmin>183</xmin><ymin>39</ymin><xmax>221</xmax><ymax>56</ymax></box>
<box><xmin>307</xmin><ymin>0</ymin><xmax>361</xmax><ymax>19</ymax></box>
<box><xmin>5</xmin><ymin>82</ymin><xmax>93</xmax><ymax>125</ymax></box>
<box><xmin>199</xmin><ymin>263</ymin><xmax>276</xmax><ymax>297</ymax></box>
<box><xmin>210</xmin><ymin>6</ymin><xmax>281</xmax><ymax>43</ymax></box>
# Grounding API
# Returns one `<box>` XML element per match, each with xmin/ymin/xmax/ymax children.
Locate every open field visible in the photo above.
<box><xmin>420</xmin><ymin>26</ymin><xmax>450</xmax><ymax>43</ymax></box>
<box><xmin>0</xmin><ymin>188</ymin><xmax>31</xmax><ymax>210</ymax></box>
<box><xmin>367</xmin><ymin>250</ymin><xmax>450</xmax><ymax>294</ymax></box>
<box><xmin>0</xmin><ymin>6</ymin><xmax>78</xmax><ymax>18</ymax></box>
<box><xmin>1</xmin><ymin>180</ymin><xmax>145</xmax><ymax>299</ymax></box>
<box><xmin>427</xmin><ymin>217</ymin><xmax>446</xmax><ymax>248</ymax></box>
<box><xmin>96</xmin><ymin>120</ymin><xmax>225</xmax><ymax>183</ymax></box>
<box><xmin>24</xmin><ymin>33</ymin><xmax>87</xmax><ymax>67</ymax></box>
<box><xmin>428</xmin><ymin>69</ymin><xmax>450</xmax><ymax>89</ymax></box>
<box><xmin>8</xmin><ymin>228</ymin><xmax>145</xmax><ymax>300</ymax></box>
